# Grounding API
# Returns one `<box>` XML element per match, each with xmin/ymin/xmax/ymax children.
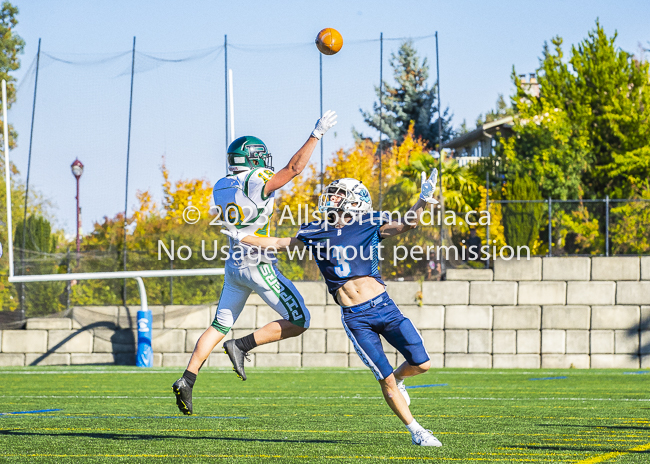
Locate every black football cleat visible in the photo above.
<box><xmin>223</xmin><ymin>339</ymin><xmax>250</xmax><ymax>381</ymax></box>
<box><xmin>172</xmin><ymin>377</ymin><xmax>193</xmax><ymax>415</ymax></box>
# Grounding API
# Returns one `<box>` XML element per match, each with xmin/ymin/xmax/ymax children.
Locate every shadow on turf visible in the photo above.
<box><xmin>0</xmin><ymin>429</ymin><xmax>347</xmax><ymax>445</ymax></box>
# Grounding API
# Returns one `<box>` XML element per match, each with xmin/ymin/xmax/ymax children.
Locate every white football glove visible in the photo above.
<box><xmin>311</xmin><ymin>110</ymin><xmax>338</xmax><ymax>140</ymax></box>
<box><xmin>220</xmin><ymin>228</ymin><xmax>249</xmax><ymax>242</ymax></box>
<box><xmin>420</xmin><ymin>168</ymin><xmax>440</xmax><ymax>204</ymax></box>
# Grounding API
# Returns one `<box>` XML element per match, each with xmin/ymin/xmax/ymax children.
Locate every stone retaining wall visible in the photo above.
<box><xmin>1</xmin><ymin>257</ymin><xmax>648</xmax><ymax>368</ymax></box>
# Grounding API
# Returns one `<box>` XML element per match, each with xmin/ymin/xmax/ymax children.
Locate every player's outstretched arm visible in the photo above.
<box><xmin>263</xmin><ymin>110</ymin><xmax>337</xmax><ymax>197</ymax></box>
<box><xmin>380</xmin><ymin>168</ymin><xmax>440</xmax><ymax>239</ymax></box>
<box><xmin>220</xmin><ymin>229</ymin><xmax>303</xmax><ymax>252</ymax></box>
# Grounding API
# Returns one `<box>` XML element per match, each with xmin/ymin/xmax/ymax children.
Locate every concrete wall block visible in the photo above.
<box><xmin>591</xmin><ymin>306</ymin><xmax>640</xmax><ymax>330</ymax></box>
<box><xmin>163</xmin><ymin>305</ymin><xmax>213</xmax><ymax>330</ymax></box>
<box><xmin>255</xmin><ymin>353</ymin><xmax>301</xmax><ymax>367</ymax></box>
<box><xmin>70</xmin><ymin>353</ymin><xmax>117</xmax><ymax>365</ymax></box>
<box><xmin>470</xmin><ymin>282</ymin><xmax>518</xmax><ymax>306</ymax></box>
<box><xmin>445</xmin><ymin>306</ymin><xmax>493</xmax><ymax>329</ymax></box>
<box><xmin>400</xmin><ymin>306</ymin><xmax>445</xmax><ymax>329</ymax></box>
<box><xmin>0</xmin><ymin>354</ymin><xmax>24</xmax><ymax>366</ymax></box>
<box><xmin>494</xmin><ymin>257</ymin><xmax>542</xmax><ymax>281</ymax></box>
<box><xmin>591</xmin><ymin>354</ymin><xmax>639</xmax><ymax>369</ymax></box>
<box><xmin>152</xmin><ymin>329</ymin><xmax>185</xmax><ymax>353</ymax></box>
<box><xmin>293</xmin><ymin>282</ymin><xmax>327</xmax><ymax>305</ymax></box>
<box><xmin>26</xmin><ymin>318</ymin><xmax>72</xmax><ymax>330</ymax></box>
<box><xmin>643</xmin><ymin>306</ymin><xmax>650</xmax><ymax>329</ymax></box>
<box><xmin>517</xmin><ymin>330</ymin><xmax>541</xmax><ymax>354</ymax></box>
<box><xmin>420</xmin><ymin>330</ymin><xmax>444</xmax><ymax>353</ymax></box>
<box><xmin>566</xmin><ymin>330</ymin><xmax>590</xmax><ymax>354</ymax></box>
<box><xmin>256</xmin><ymin>305</ymin><xmax>279</xmax><ymax>328</ymax></box>
<box><xmin>493</xmin><ymin>330</ymin><xmax>516</xmax><ymax>354</ymax></box>
<box><xmin>446</xmin><ymin>269</ymin><xmax>493</xmax><ymax>281</ymax></box>
<box><xmin>118</xmin><ymin>306</ymin><xmax>164</xmax><ymax>330</ymax></box>
<box><xmin>542</xmin><ymin>330</ymin><xmax>566</xmax><ymax>354</ymax></box>
<box><xmin>162</xmin><ymin>353</ymin><xmax>192</xmax><ymax>367</ymax></box>
<box><xmin>72</xmin><ymin>306</ymin><xmax>119</xmax><ymax>330</ymax></box>
<box><xmin>302</xmin><ymin>353</ymin><xmax>348</xmax><ymax>367</ymax></box>
<box><xmin>444</xmin><ymin>354</ymin><xmax>492</xmax><ymax>368</ymax></box>
<box><xmin>592</xmin><ymin>257</ymin><xmax>640</xmax><ymax>281</ymax></box>
<box><xmin>190</xmin><ymin>328</ymin><xmax>228</xmax><ymax>354</ymax></box>
<box><xmin>642</xmin><ymin>354</ymin><xmax>650</xmax><ymax>369</ymax></box>
<box><xmin>642</xmin><ymin>257</ymin><xmax>650</xmax><ymax>280</ymax></box>
<box><xmin>541</xmin><ymin>354</ymin><xmax>590</xmax><ymax>368</ymax></box>
<box><xmin>2</xmin><ymin>330</ymin><xmax>47</xmax><ymax>353</ymax></box>
<box><xmin>492</xmin><ymin>354</ymin><xmax>541</xmax><ymax>369</ymax></box>
<box><xmin>48</xmin><ymin>330</ymin><xmax>93</xmax><ymax>353</ymax></box>
<box><xmin>444</xmin><ymin>330</ymin><xmax>468</xmax><ymax>353</ymax></box>
<box><xmin>25</xmin><ymin>353</ymin><xmax>70</xmax><ymax>366</ymax></box>
<box><xmin>302</xmin><ymin>329</ymin><xmax>326</xmax><ymax>353</ymax></box>
<box><xmin>422</xmin><ymin>281</ymin><xmax>469</xmax><ymax>305</ymax></box>
<box><xmin>209</xmin><ymin>352</ymin><xmax>254</xmax><ymax>367</ymax></box>
<box><xmin>641</xmin><ymin>331</ymin><xmax>650</xmax><ymax>354</ymax></box>
<box><xmin>246</xmin><ymin>292</ymin><xmax>265</xmax><ymax>305</ymax></box>
<box><xmin>591</xmin><ymin>330</ymin><xmax>615</xmax><ymax>354</ymax></box>
<box><xmin>279</xmin><ymin>335</ymin><xmax>302</xmax><ymax>353</ymax></box>
<box><xmin>326</xmin><ymin>330</ymin><xmax>349</xmax><ymax>353</ymax></box>
<box><xmin>543</xmin><ymin>257</ymin><xmax>590</xmax><ymax>281</ymax></box>
<box><xmin>617</xmin><ymin>282</ymin><xmax>650</xmax><ymax>305</ymax></box>
<box><xmin>93</xmin><ymin>329</ymin><xmax>136</xmax><ymax>353</ymax></box>
<box><xmin>493</xmin><ymin>306</ymin><xmax>541</xmax><ymax>329</ymax></box>
<box><xmin>114</xmin><ymin>352</ymin><xmax>135</xmax><ymax>365</ymax></box>
<box><xmin>468</xmin><ymin>330</ymin><xmax>492</xmax><ymax>353</ymax></box>
<box><xmin>518</xmin><ymin>282</ymin><xmax>566</xmax><ymax>305</ymax></box>
<box><xmin>567</xmin><ymin>282</ymin><xmax>616</xmax><ymax>305</ymax></box>
<box><xmin>428</xmin><ymin>353</ymin><xmax>445</xmax><ymax>368</ymax></box>
<box><xmin>615</xmin><ymin>330</ymin><xmax>639</xmax><ymax>354</ymax></box>
<box><xmin>306</xmin><ymin>306</ymin><xmax>326</xmax><ymax>329</ymax></box>
<box><xmin>542</xmin><ymin>306</ymin><xmax>591</xmax><ymax>329</ymax></box>
<box><xmin>232</xmin><ymin>306</ymin><xmax>256</xmax><ymax>329</ymax></box>
<box><xmin>385</xmin><ymin>281</ymin><xmax>421</xmax><ymax>305</ymax></box>
<box><xmin>323</xmin><ymin>306</ymin><xmax>343</xmax><ymax>329</ymax></box>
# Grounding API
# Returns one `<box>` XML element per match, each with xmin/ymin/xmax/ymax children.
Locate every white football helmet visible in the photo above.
<box><xmin>318</xmin><ymin>178</ymin><xmax>372</xmax><ymax>215</ymax></box>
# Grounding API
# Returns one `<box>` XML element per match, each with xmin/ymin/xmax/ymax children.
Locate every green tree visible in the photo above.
<box><xmin>0</xmin><ymin>1</ymin><xmax>24</xmax><ymax>149</ymax></box>
<box><xmin>14</xmin><ymin>215</ymin><xmax>58</xmax><ymax>254</ymax></box>
<box><xmin>476</xmin><ymin>94</ymin><xmax>514</xmax><ymax>126</ymax></box>
<box><xmin>361</xmin><ymin>40</ymin><xmax>454</xmax><ymax>149</ymax></box>
<box><xmin>505</xmin><ymin>22</ymin><xmax>650</xmax><ymax>200</ymax></box>
<box><xmin>502</xmin><ymin>176</ymin><xmax>544</xmax><ymax>249</ymax></box>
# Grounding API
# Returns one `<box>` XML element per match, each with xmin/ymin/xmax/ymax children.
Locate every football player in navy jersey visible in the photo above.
<box><xmin>223</xmin><ymin>168</ymin><xmax>443</xmax><ymax>447</ymax></box>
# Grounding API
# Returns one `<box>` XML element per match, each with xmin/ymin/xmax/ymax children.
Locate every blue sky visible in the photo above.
<box><xmin>9</xmin><ymin>0</ymin><xmax>650</xmax><ymax>236</ymax></box>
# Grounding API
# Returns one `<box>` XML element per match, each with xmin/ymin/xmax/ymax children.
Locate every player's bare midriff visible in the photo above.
<box><xmin>336</xmin><ymin>275</ymin><xmax>386</xmax><ymax>307</ymax></box>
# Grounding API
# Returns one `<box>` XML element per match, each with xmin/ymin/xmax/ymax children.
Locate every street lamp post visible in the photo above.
<box><xmin>71</xmin><ymin>159</ymin><xmax>84</xmax><ymax>261</ymax></box>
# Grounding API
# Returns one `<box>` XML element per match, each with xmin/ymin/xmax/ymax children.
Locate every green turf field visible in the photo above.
<box><xmin>0</xmin><ymin>367</ymin><xmax>648</xmax><ymax>463</ymax></box>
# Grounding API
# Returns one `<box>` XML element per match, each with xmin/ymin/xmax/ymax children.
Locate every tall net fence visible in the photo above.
<box><xmin>4</xmin><ymin>34</ymin><xmax>446</xmax><ymax>315</ymax></box>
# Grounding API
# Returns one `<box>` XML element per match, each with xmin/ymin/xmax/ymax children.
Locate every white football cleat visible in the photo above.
<box><xmin>412</xmin><ymin>429</ymin><xmax>442</xmax><ymax>447</ymax></box>
<box><xmin>396</xmin><ymin>379</ymin><xmax>410</xmax><ymax>406</ymax></box>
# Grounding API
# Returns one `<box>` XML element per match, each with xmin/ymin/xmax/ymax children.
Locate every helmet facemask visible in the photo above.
<box><xmin>318</xmin><ymin>179</ymin><xmax>372</xmax><ymax>222</ymax></box>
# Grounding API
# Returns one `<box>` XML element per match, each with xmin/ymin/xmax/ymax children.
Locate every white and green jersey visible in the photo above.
<box><xmin>213</xmin><ymin>167</ymin><xmax>276</xmax><ymax>268</ymax></box>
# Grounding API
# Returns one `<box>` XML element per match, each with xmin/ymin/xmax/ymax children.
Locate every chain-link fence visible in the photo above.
<box><xmin>487</xmin><ymin>198</ymin><xmax>650</xmax><ymax>259</ymax></box>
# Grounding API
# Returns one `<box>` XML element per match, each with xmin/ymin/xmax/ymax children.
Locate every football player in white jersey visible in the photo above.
<box><xmin>173</xmin><ymin>110</ymin><xmax>337</xmax><ymax>415</ymax></box>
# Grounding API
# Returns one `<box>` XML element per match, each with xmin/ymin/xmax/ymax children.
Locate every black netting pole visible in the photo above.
<box><xmin>225</xmin><ymin>34</ymin><xmax>228</xmax><ymax>172</ymax></box>
<box><xmin>378</xmin><ymin>32</ymin><xmax>383</xmax><ymax>210</ymax></box>
<box><xmin>435</xmin><ymin>32</ymin><xmax>445</xmax><ymax>275</ymax></box>
<box><xmin>319</xmin><ymin>53</ymin><xmax>323</xmax><ymax>194</ymax></box>
<box><xmin>123</xmin><ymin>37</ymin><xmax>136</xmax><ymax>305</ymax></box>
<box><xmin>20</xmin><ymin>38</ymin><xmax>41</xmax><ymax>318</ymax></box>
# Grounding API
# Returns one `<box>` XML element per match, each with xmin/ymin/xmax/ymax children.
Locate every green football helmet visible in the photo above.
<box><xmin>227</xmin><ymin>136</ymin><xmax>273</xmax><ymax>172</ymax></box>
